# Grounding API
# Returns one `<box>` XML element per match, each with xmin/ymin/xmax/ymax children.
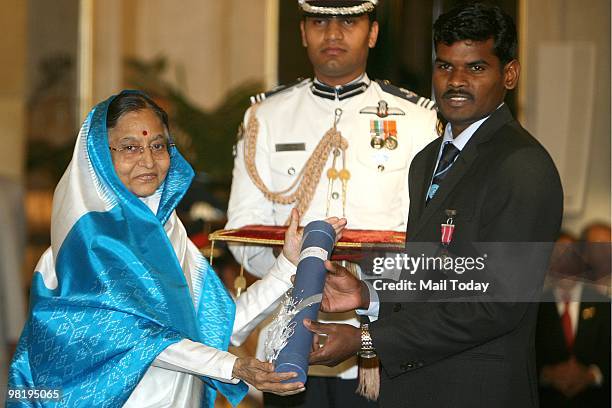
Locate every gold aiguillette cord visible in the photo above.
<box><xmin>326</xmin><ymin>109</ymin><xmax>349</xmax><ymax>217</ymax></box>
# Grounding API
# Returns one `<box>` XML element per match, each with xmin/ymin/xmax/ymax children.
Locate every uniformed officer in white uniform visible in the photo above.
<box><xmin>226</xmin><ymin>1</ymin><xmax>439</xmax><ymax>406</ymax></box>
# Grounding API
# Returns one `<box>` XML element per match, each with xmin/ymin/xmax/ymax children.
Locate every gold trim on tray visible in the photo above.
<box><xmin>208</xmin><ymin>227</ymin><xmax>406</xmax><ymax>249</ymax></box>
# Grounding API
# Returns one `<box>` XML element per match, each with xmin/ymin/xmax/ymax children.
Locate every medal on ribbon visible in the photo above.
<box><xmin>370</xmin><ymin>120</ymin><xmax>384</xmax><ymax>149</ymax></box>
<box><xmin>384</xmin><ymin>120</ymin><xmax>398</xmax><ymax>150</ymax></box>
<box><xmin>370</xmin><ymin>120</ymin><xmax>398</xmax><ymax>150</ymax></box>
<box><xmin>440</xmin><ymin>209</ymin><xmax>457</xmax><ymax>258</ymax></box>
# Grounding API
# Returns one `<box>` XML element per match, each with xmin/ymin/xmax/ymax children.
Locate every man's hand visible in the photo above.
<box><xmin>282</xmin><ymin>209</ymin><xmax>347</xmax><ymax>266</ymax></box>
<box><xmin>304</xmin><ymin>319</ymin><xmax>361</xmax><ymax>367</ymax></box>
<box><xmin>232</xmin><ymin>357</ymin><xmax>305</xmax><ymax>396</ymax></box>
<box><xmin>541</xmin><ymin>357</ymin><xmax>596</xmax><ymax>398</ymax></box>
<box><xmin>561</xmin><ymin>357</ymin><xmax>597</xmax><ymax>397</ymax></box>
<box><xmin>320</xmin><ymin>260</ymin><xmax>369</xmax><ymax>313</ymax></box>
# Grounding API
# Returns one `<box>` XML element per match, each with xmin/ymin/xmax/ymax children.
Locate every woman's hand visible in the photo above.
<box><xmin>326</xmin><ymin>216</ymin><xmax>347</xmax><ymax>245</ymax></box>
<box><xmin>282</xmin><ymin>209</ymin><xmax>303</xmax><ymax>266</ymax></box>
<box><xmin>232</xmin><ymin>357</ymin><xmax>305</xmax><ymax>396</ymax></box>
<box><xmin>282</xmin><ymin>208</ymin><xmax>347</xmax><ymax>266</ymax></box>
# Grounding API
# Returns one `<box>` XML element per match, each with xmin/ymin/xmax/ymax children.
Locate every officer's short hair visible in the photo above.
<box><xmin>367</xmin><ymin>7</ymin><xmax>377</xmax><ymax>23</ymax></box>
<box><xmin>433</xmin><ymin>2</ymin><xmax>517</xmax><ymax>66</ymax></box>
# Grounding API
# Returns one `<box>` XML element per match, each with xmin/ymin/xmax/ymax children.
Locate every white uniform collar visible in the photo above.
<box><xmin>311</xmin><ymin>73</ymin><xmax>371</xmax><ymax>101</ymax></box>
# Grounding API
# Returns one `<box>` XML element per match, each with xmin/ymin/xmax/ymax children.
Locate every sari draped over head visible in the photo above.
<box><xmin>8</xmin><ymin>91</ymin><xmax>248</xmax><ymax>407</ymax></box>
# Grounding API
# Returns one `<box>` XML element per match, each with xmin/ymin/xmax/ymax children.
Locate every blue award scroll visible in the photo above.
<box><xmin>274</xmin><ymin>220</ymin><xmax>336</xmax><ymax>384</ymax></box>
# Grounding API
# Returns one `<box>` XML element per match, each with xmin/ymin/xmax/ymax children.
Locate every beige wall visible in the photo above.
<box><xmin>27</xmin><ymin>0</ymin><xmax>79</xmax><ymax>100</ymax></box>
<box><xmin>0</xmin><ymin>0</ymin><xmax>28</xmax><ymax>180</ymax></box>
<box><xmin>2</xmin><ymin>0</ymin><xmax>275</xmax><ymax>181</ymax></box>
<box><xmin>520</xmin><ymin>0</ymin><xmax>611</xmax><ymax>235</ymax></box>
<box><xmin>116</xmin><ymin>0</ymin><xmax>269</xmax><ymax>110</ymax></box>
<box><xmin>92</xmin><ymin>0</ymin><xmax>123</xmax><ymax>103</ymax></box>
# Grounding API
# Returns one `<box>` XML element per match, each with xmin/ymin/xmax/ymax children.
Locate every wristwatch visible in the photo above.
<box><xmin>359</xmin><ymin>323</ymin><xmax>377</xmax><ymax>358</ymax></box>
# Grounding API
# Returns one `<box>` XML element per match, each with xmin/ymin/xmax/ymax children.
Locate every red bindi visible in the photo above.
<box><xmin>142</xmin><ymin>130</ymin><xmax>148</xmax><ymax>136</ymax></box>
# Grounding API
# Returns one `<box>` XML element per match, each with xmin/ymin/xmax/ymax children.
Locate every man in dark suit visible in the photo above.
<box><xmin>305</xmin><ymin>3</ymin><xmax>563</xmax><ymax>407</ymax></box>
<box><xmin>536</xmin><ymin>234</ymin><xmax>611</xmax><ymax>407</ymax></box>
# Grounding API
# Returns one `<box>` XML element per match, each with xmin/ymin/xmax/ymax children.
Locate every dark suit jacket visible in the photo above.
<box><xmin>370</xmin><ymin>105</ymin><xmax>563</xmax><ymax>408</ymax></box>
<box><xmin>536</xmin><ymin>287</ymin><xmax>611</xmax><ymax>408</ymax></box>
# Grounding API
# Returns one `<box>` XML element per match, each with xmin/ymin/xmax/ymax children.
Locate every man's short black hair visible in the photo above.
<box><xmin>433</xmin><ymin>2</ymin><xmax>517</xmax><ymax>66</ymax></box>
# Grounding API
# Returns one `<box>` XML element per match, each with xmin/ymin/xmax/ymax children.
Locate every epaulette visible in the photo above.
<box><xmin>375</xmin><ymin>79</ymin><xmax>437</xmax><ymax>111</ymax></box>
<box><xmin>249</xmin><ymin>78</ymin><xmax>309</xmax><ymax>105</ymax></box>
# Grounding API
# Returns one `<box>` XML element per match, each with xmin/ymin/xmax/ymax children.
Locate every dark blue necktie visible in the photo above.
<box><xmin>426</xmin><ymin>141</ymin><xmax>460</xmax><ymax>204</ymax></box>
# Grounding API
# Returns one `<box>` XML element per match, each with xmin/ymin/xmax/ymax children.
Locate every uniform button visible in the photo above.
<box><xmin>377</xmin><ymin>165</ymin><xmax>385</xmax><ymax>172</ymax></box>
<box><xmin>331</xmin><ymin>192</ymin><xmax>340</xmax><ymax>200</ymax></box>
<box><xmin>287</xmin><ymin>167</ymin><xmax>296</xmax><ymax>176</ymax></box>
<box><xmin>393</xmin><ymin>303</ymin><xmax>401</xmax><ymax>312</ymax></box>
<box><xmin>407</xmin><ymin>363</ymin><xmax>413</xmax><ymax>369</ymax></box>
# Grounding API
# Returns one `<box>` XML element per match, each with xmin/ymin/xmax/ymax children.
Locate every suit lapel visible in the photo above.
<box><xmin>411</xmin><ymin>148</ymin><xmax>478</xmax><ymax>239</ymax></box>
<box><xmin>542</xmin><ymin>300</ymin><xmax>571</xmax><ymax>355</ymax></box>
<box><xmin>410</xmin><ymin>105</ymin><xmax>515</xmax><ymax>239</ymax></box>
<box><xmin>410</xmin><ymin>140</ymin><xmax>441</xmax><ymax>226</ymax></box>
<box><xmin>573</xmin><ymin>301</ymin><xmax>599</xmax><ymax>352</ymax></box>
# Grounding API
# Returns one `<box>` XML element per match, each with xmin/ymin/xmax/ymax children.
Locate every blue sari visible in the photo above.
<box><xmin>8</xmin><ymin>91</ymin><xmax>248</xmax><ymax>407</ymax></box>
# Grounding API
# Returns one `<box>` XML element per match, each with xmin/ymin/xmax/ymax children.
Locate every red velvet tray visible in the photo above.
<box><xmin>209</xmin><ymin>225</ymin><xmax>406</xmax><ymax>249</ymax></box>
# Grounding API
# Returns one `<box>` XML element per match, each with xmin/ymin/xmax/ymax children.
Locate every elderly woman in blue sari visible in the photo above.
<box><xmin>8</xmin><ymin>91</ymin><xmax>346</xmax><ymax>407</ymax></box>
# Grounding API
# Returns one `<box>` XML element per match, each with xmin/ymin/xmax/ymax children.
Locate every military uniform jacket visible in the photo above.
<box><xmin>227</xmin><ymin>75</ymin><xmax>438</xmax><ymax>276</ymax></box>
<box><xmin>226</xmin><ymin>75</ymin><xmax>438</xmax><ymax>379</ymax></box>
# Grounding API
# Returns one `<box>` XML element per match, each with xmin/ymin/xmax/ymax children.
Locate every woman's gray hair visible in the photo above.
<box><xmin>106</xmin><ymin>92</ymin><xmax>170</xmax><ymax>137</ymax></box>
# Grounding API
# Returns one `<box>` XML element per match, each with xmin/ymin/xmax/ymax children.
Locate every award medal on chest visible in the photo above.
<box><xmin>370</xmin><ymin>120</ymin><xmax>384</xmax><ymax>149</ymax></box>
<box><xmin>440</xmin><ymin>209</ymin><xmax>457</xmax><ymax>258</ymax></box>
<box><xmin>370</xmin><ymin>119</ymin><xmax>398</xmax><ymax>150</ymax></box>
